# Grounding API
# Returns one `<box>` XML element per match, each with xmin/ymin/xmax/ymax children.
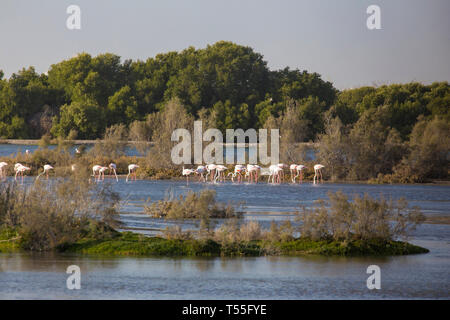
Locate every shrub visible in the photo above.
<box><xmin>296</xmin><ymin>191</ymin><xmax>425</xmax><ymax>242</ymax></box>
<box><xmin>144</xmin><ymin>189</ymin><xmax>243</xmax><ymax>220</ymax></box>
<box><xmin>0</xmin><ymin>176</ymin><xmax>120</xmax><ymax>251</ymax></box>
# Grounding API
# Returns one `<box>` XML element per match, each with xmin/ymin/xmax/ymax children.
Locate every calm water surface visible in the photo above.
<box><xmin>1</xmin><ymin>177</ymin><xmax>449</xmax><ymax>299</ymax></box>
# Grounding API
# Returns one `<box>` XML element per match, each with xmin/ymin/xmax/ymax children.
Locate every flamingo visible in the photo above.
<box><xmin>205</xmin><ymin>164</ymin><xmax>217</xmax><ymax>182</ymax></box>
<box><xmin>268</xmin><ymin>165</ymin><xmax>283</xmax><ymax>184</ymax></box>
<box><xmin>14</xmin><ymin>163</ymin><xmax>30</xmax><ymax>183</ymax></box>
<box><xmin>229</xmin><ymin>165</ymin><xmax>246</xmax><ymax>183</ymax></box>
<box><xmin>246</xmin><ymin>164</ymin><xmax>261</xmax><ymax>183</ymax></box>
<box><xmin>36</xmin><ymin>164</ymin><xmax>54</xmax><ymax>180</ymax></box>
<box><xmin>99</xmin><ymin>166</ymin><xmax>109</xmax><ymax>181</ymax></box>
<box><xmin>313</xmin><ymin>164</ymin><xmax>325</xmax><ymax>184</ymax></box>
<box><xmin>92</xmin><ymin>165</ymin><xmax>102</xmax><ymax>181</ymax></box>
<box><xmin>291</xmin><ymin>164</ymin><xmax>307</xmax><ymax>183</ymax></box>
<box><xmin>0</xmin><ymin>162</ymin><xmax>8</xmax><ymax>179</ymax></box>
<box><xmin>214</xmin><ymin>165</ymin><xmax>227</xmax><ymax>183</ymax></box>
<box><xmin>182</xmin><ymin>167</ymin><xmax>196</xmax><ymax>184</ymax></box>
<box><xmin>109</xmin><ymin>163</ymin><xmax>118</xmax><ymax>181</ymax></box>
<box><xmin>195</xmin><ymin>165</ymin><xmax>207</xmax><ymax>182</ymax></box>
<box><xmin>126</xmin><ymin>164</ymin><xmax>139</xmax><ymax>182</ymax></box>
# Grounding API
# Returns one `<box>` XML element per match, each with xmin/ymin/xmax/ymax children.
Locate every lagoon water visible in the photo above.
<box><xmin>1</xmin><ymin>178</ymin><xmax>449</xmax><ymax>299</ymax></box>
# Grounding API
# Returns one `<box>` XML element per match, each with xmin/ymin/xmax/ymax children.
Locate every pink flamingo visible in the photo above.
<box><xmin>0</xmin><ymin>162</ymin><xmax>8</xmax><ymax>180</ymax></box>
<box><xmin>36</xmin><ymin>164</ymin><xmax>54</xmax><ymax>180</ymax></box>
<box><xmin>126</xmin><ymin>164</ymin><xmax>139</xmax><ymax>182</ymax></box>
<box><xmin>205</xmin><ymin>164</ymin><xmax>217</xmax><ymax>182</ymax></box>
<box><xmin>214</xmin><ymin>165</ymin><xmax>227</xmax><ymax>183</ymax></box>
<box><xmin>109</xmin><ymin>163</ymin><xmax>118</xmax><ymax>181</ymax></box>
<box><xmin>246</xmin><ymin>164</ymin><xmax>261</xmax><ymax>183</ymax></box>
<box><xmin>313</xmin><ymin>164</ymin><xmax>325</xmax><ymax>184</ymax></box>
<box><xmin>268</xmin><ymin>165</ymin><xmax>282</xmax><ymax>184</ymax></box>
<box><xmin>14</xmin><ymin>163</ymin><xmax>30</xmax><ymax>183</ymax></box>
<box><xmin>99</xmin><ymin>166</ymin><xmax>109</xmax><ymax>181</ymax></box>
<box><xmin>195</xmin><ymin>165</ymin><xmax>207</xmax><ymax>182</ymax></box>
<box><xmin>92</xmin><ymin>165</ymin><xmax>102</xmax><ymax>182</ymax></box>
<box><xmin>182</xmin><ymin>167</ymin><xmax>196</xmax><ymax>184</ymax></box>
<box><xmin>228</xmin><ymin>165</ymin><xmax>246</xmax><ymax>183</ymax></box>
<box><xmin>290</xmin><ymin>164</ymin><xmax>307</xmax><ymax>183</ymax></box>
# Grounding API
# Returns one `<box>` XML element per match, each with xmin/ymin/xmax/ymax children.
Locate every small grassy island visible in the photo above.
<box><xmin>0</xmin><ymin>179</ymin><xmax>429</xmax><ymax>257</ymax></box>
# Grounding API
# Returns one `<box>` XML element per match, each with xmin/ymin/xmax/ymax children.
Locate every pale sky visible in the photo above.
<box><xmin>1</xmin><ymin>0</ymin><xmax>449</xmax><ymax>89</ymax></box>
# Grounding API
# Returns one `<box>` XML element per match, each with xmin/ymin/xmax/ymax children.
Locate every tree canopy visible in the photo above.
<box><xmin>0</xmin><ymin>41</ymin><xmax>447</xmax><ymax>141</ymax></box>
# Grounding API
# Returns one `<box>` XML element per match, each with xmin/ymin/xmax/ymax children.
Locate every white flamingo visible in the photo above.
<box><xmin>313</xmin><ymin>164</ymin><xmax>325</xmax><ymax>184</ymax></box>
<box><xmin>205</xmin><ymin>164</ymin><xmax>217</xmax><ymax>182</ymax></box>
<box><xmin>214</xmin><ymin>165</ymin><xmax>227</xmax><ymax>183</ymax></box>
<box><xmin>126</xmin><ymin>164</ymin><xmax>139</xmax><ymax>182</ymax></box>
<box><xmin>14</xmin><ymin>163</ymin><xmax>30</xmax><ymax>183</ymax></box>
<box><xmin>36</xmin><ymin>164</ymin><xmax>54</xmax><ymax>180</ymax></box>
<box><xmin>182</xmin><ymin>167</ymin><xmax>196</xmax><ymax>184</ymax></box>
<box><xmin>109</xmin><ymin>163</ymin><xmax>118</xmax><ymax>181</ymax></box>
<box><xmin>291</xmin><ymin>164</ymin><xmax>307</xmax><ymax>183</ymax></box>
<box><xmin>268</xmin><ymin>165</ymin><xmax>283</xmax><ymax>184</ymax></box>
<box><xmin>92</xmin><ymin>165</ymin><xmax>102</xmax><ymax>181</ymax></box>
<box><xmin>195</xmin><ymin>165</ymin><xmax>207</xmax><ymax>182</ymax></box>
<box><xmin>229</xmin><ymin>165</ymin><xmax>246</xmax><ymax>183</ymax></box>
<box><xmin>99</xmin><ymin>166</ymin><xmax>109</xmax><ymax>181</ymax></box>
<box><xmin>246</xmin><ymin>164</ymin><xmax>261</xmax><ymax>183</ymax></box>
<box><xmin>0</xmin><ymin>162</ymin><xmax>8</xmax><ymax>180</ymax></box>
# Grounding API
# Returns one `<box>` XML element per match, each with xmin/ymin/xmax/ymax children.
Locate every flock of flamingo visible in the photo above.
<box><xmin>182</xmin><ymin>163</ymin><xmax>325</xmax><ymax>184</ymax></box>
<box><xmin>0</xmin><ymin>149</ymin><xmax>325</xmax><ymax>185</ymax></box>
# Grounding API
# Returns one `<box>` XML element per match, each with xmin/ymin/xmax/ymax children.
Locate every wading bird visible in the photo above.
<box><xmin>290</xmin><ymin>164</ymin><xmax>307</xmax><ymax>183</ymax></box>
<box><xmin>313</xmin><ymin>164</ymin><xmax>325</xmax><ymax>184</ymax></box>
<box><xmin>126</xmin><ymin>164</ymin><xmax>139</xmax><ymax>182</ymax></box>
<box><xmin>195</xmin><ymin>165</ymin><xmax>207</xmax><ymax>182</ymax></box>
<box><xmin>268</xmin><ymin>165</ymin><xmax>283</xmax><ymax>184</ymax></box>
<box><xmin>92</xmin><ymin>165</ymin><xmax>102</xmax><ymax>182</ymax></box>
<box><xmin>36</xmin><ymin>164</ymin><xmax>54</xmax><ymax>180</ymax></box>
<box><xmin>205</xmin><ymin>164</ymin><xmax>217</xmax><ymax>182</ymax></box>
<box><xmin>182</xmin><ymin>167</ymin><xmax>196</xmax><ymax>184</ymax></box>
<box><xmin>14</xmin><ymin>163</ymin><xmax>30</xmax><ymax>183</ymax></box>
<box><xmin>109</xmin><ymin>163</ymin><xmax>118</xmax><ymax>181</ymax></box>
<box><xmin>214</xmin><ymin>165</ymin><xmax>228</xmax><ymax>183</ymax></box>
<box><xmin>0</xmin><ymin>162</ymin><xmax>8</xmax><ymax>180</ymax></box>
<box><xmin>246</xmin><ymin>164</ymin><xmax>261</xmax><ymax>183</ymax></box>
<box><xmin>99</xmin><ymin>166</ymin><xmax>109</xmax><ymax>181</ymax></box>
<box><xmin>229</xmin><ymin>165</ymin><xmax>246</xmax><ymax>183</ymax></box>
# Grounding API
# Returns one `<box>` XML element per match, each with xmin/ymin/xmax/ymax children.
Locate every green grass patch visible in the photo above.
<box><xmin>60</xmin><ymin>232</ymin><xmax>429</xmax><ymax>257</ymax></box>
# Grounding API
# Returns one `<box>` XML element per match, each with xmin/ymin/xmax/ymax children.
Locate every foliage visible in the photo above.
<box><xmin>0</xmin><ymin>177</ymin><xmax>120</xmax><ymax>251</ymax></box>
<box><xmin>296</xmin><ymin>191</ymin><xmax>425</xmax><ymax>242</ymax></box>
<box><xmin>144</xmin><ymin>189</ymin><xmax>242</xmax><ymax>220</ymax></box>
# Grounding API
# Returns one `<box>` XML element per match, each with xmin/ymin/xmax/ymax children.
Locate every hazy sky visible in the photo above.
<box><xmin>1</xmin><ymin>0</ymin><xmax>449</xmax><ymax>89</ymax></box>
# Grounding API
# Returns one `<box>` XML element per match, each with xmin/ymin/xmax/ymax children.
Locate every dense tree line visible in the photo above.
<box><xmin>0</xmin><ymin>41</ymin><xmax>448</xmax><ymax>146</ymax></box>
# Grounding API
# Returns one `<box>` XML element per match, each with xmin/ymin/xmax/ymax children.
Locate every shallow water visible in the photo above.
<box><xmin>0</xmin><ymin>232</ymin><xmax>448</xmax><ymax>299</ymax></box>
<box><xmin>1</xmin><ymin>178</ymin><xmax>449</xmax><ymax>299</ymax></box>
